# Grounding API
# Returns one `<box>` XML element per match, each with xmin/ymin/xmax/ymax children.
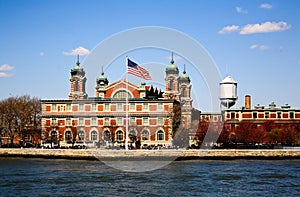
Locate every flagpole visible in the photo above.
<box><xmin>125</xmin><ymin>56</ymin><xmax>129</xmax><ymax>151</ymax></box>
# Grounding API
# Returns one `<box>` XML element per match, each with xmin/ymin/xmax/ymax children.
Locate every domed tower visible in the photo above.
<box><xmin>69</xmin><ymin>55</ymin><xmax>88</xmax><ymax>100</ymax></box>
<box><xmin>179</xmin><ymin>64</ymin><xmax>193</xmax><ymax>129</ymax></box>
<box><xmin>219</xmin><ymin>75</ymin><xmax>238</xmax><ymax>109</ymax></box>
<box><xmin>164</xmin><ymin>52</ymin><xmax>180</xmax><ymax>100</ymax></box>
<box><xmin>95</xmin><ymin>66</ymin><xmax>109</xmax><ymax>98</ymax></box>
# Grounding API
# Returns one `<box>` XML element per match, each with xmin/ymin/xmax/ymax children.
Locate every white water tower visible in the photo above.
<box><xmin>219</xmin><ymin>75</ymin><xmax>238</xmax><ymax>109</ymax></box>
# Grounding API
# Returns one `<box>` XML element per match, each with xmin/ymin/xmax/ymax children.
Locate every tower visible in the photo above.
<box><xmin>68</xmin><ymin>55</ymin><xmax>88</xmax><ymax>100</ymax></box>
<box><xmin>219</xmin><ymin>75</ymin><xmax>238</xmax><ymax>109</ymax></box>
<box><xmin>95</xmin><ymin>66</ymin><xmax>109</xmax><ymax>98</ymax></box>
<box><xmin>164</xmin><ymin>52</ymin><xmax>180</xmax><ymax>100</ymax></box>
<box><xmin>179</xmin><ymin>64</ymin><xmax>192</xmax><ymax>129</ymax></box>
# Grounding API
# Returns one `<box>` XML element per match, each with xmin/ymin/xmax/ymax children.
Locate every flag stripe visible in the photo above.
<box><xmin>127</xmin><ymin>58</ymin><xmax>152</xmax><ymax>80</ymax></box>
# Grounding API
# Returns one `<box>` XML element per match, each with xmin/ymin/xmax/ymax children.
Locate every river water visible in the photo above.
<box><xmin>0</xmin><ymin>158</ymin><xmax>299</xmax><ymax>196</ymax></box>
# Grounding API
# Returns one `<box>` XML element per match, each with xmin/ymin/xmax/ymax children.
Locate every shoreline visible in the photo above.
<box><xmin>0</xmin><ymin>148</ymin><xmax>300</xmax><ymax>161</ymax></box>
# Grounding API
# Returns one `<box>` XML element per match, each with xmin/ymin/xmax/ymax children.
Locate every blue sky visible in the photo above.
<box><xmin>0</xmin><ymin>0</ymin><xmax>299</xmax><ymax>111</ymax></box>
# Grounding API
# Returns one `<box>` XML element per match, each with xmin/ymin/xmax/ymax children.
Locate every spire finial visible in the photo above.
<box><xmin>183</xmin><ymin>64</ymin><xmax>187</xmax><ymax>74</ymax></box>
<box><xmin>101</xmin><ymin>65</ymin><xmax>104</xmax><ymax>75</ymax></box>
<box><xmin>76</xmin><ymin>54</ymin><xmax>80</xmax><ymax>66</ymax></box>
<box><xmin>170</xmin><ymin>52</ymin><xmax>174</xmax><ymax>64</ymax></box>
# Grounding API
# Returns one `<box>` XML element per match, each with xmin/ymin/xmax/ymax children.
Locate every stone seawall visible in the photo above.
<box><xmin>0</xmin><ymin>149</ymin><xmax>300</xmax><ymax>160</ymax></box>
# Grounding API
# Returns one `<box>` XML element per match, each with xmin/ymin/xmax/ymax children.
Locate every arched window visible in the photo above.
<box><xmin>141</xmin><ymin>130</ymin><xmax>149</xmax><ymax>141</ymax></box>
<box><xmin>129</xmin><ymin>130</ymin><xmax>137</xmax><ymax>142</ymax></box>
<box><xmin>91</xmin><ymin>130</ymin><xmax>98</xmax><ymax>141</ymax></box>
<box><xmin>65</xmin><ymin>131</ymin><xmax>72</xmax><ymax>141</ymax></box>
<box><xmin>156</xmin><ymin>130</ymin><xmax>164</xmax><ymax>141</ymax></box>
<box><xmin>74</xmin><ymin>80</ymin><xmax>79</xmax><ymax>91</ymax></box>
<box><xmin>113</xmin><ymin>90</ymin><xmax>132</xmax><ymax>99</ymax></box>
<box><xmin>116</xmin><ymin>130</ymin><xmax>124</xmax><ymax>141</ymax></box>
<box><xmin>51</xmin><ymin>130</ymin><xmax>57</xmax><ymax>141</ymax></box>
<box><xmin>103</xmin><ymin>130</ymin><xmax>111</xmax><ymax>141</ymax></box>
<box><xmin>78</xmin><ymin>130</ymin><xmax>85</xmax><ymax>141</ymax></box>
<box><xmin>181</xmin><ymin>87</ymin><xmax>186</xmax><ymax>97</ymax></box>
<box><xmin>169</xmin><ymin>79</ymin><xmax>174</xmax><ymax>90</ymax></box>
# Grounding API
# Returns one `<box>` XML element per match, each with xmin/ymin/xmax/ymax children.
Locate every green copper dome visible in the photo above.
<box><xmin>179</xmin><ymin>64</ymin><xmax>190</xmax><ymax>82</ymax></box>
<box><xmin>71</xmin><ymin>55</ymin><xmax>85</xmax><ymax>76</ymax></box>
<box><xmin>166</xmin><ymin>52</ymin><xmax>179</xmax><ymax>72</ymax></box>
<box><xmin>96</xmin><ymin>66</ymin><xmax>109</xmax><ymax>86</ymax></box>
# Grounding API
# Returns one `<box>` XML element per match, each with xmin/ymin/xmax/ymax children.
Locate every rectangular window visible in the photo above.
<box><xmin>277</xmin><ymin>111</ymin><xmax>281</xmax><ymax>119</ymax></box>
<box><xmin>130</xmin><ymin>103</ymin><xmax>135</xmax><ymax>111</ymax></box>
<box><xmin>51</xmin><ymin>118</ymin><xmax>57</xmax><ymax>126</ymax></box>
<box><xmin>265</xmin><ymin>112</ymin><xmax>269</xmax><ymax>119</ymax></box>
<box><xmin>117</xmin><ymin>103</ymin><xmax>122</xmax><ymax>111</ymax></box>
<box><xmin>66</xmin><ymin>104</ymin><xmax>71</xmax><ymax>111</ymax></box>
<box><xmin>52</xmin><ymin>104</ymin><xmax>57</xmax><ymax>111</ymax></box>
<box><xmin>117</xmin><ymin>117</ymin><xmax>123</xmax><ymax>125</ymax></box>
<box><xmin>158</xmin><ymin>118</ymin><xmax>163</xmax><ymax>126</ymax></box>
<box><xmin>230</xmin><ymin>112</ymin><xmax>235</xmax><ymax>119</ymax></box>
<box><xmin>92</xmin><ymin>103</ymin><xmax>96</xmax><ymax>111</ymax></box>
<box><xmin>79</xmin><ymin>104</ymin><xmax>84</xmax><ymax>111</ymax></box>
<box><xmin>143</xmin><ymin>117</ymin><xmax>149</xmax><ymax>125</ymax></box>
<box><xmin>290</xmin><ymin>112</ymin><xmax>295</xmax><ymax>119</ymax></box>
<box><xmin>66</xmin><ymin>118</ymin><xmax>71</xmax><ymax>126</ymax></box>
<box><xmin>253</xmin><ymin>112</ymin><xmax>257</xmax><ymax>119</ymax></box>
<box><xmin>143</xmin><ymin>103</ymin><xmax>148</xmax><ymax>110</ymax></box>
<box><xmin>79</xmin><ymin>118</ymin><xmax>84</xmax><ymax>126</ymax></box>
<box><xmin>130</xmin><ymin>117</ymin><xmax>135</xmax><ymax>125</ymax></box>
<box><xmin>92</xmin><ymin>117</ymin><xmax>97</xmax><ymax>125</ymax></box>
<box><xmin>104</xmin><ymin>118</ymin><xmax>110</xmax><ymax>126</ymax></box>
<box><xmin>105</xmin><ymin>104</ymin><xmax>109</xmax><ymax>111</ymax></box>
<box><xmin>158</xmin><ymin>103</ymin><xmax>163</xmax><ymax>111</ymax></box>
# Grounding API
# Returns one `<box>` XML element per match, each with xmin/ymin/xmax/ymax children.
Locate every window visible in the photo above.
<box><xmin>143</xmin><ymin>103</ymin><xmax>148</xmax><ymax>110</ymax></box>
<box><xmin>65</xmin><ymin>131</ymin><xmax>72</xmax><ymax>142</ymax></box>
<box><xmin>92</xmin><ymin>103</ymin><xmax>96</xmax><ymax>111</ymax></box>
<box><xmin>79</xmin><ymin>104</ymin><xmax>84</xmax><ymax>111</ymax></box>
<box><xmin>169</xmin><ymin>79</ymin><xmax>174</xmax><ymax>90</ymax></box>
<box><xmin>51</xmin><ymin>130</ymin><xmax>57</xmax><ymax>140</ymax></box>
<box><xmin>265</xmin><ymin>112</ymin><xmax>269</xmax><ymax>119</ymax></box>
<box><xmin>79</xmin><ymin>118</ymin><xmax>84</xmax><ymax>126</ymax></box>
<box><xmin>116</xmin><ymin>130</ymin><xmax>124</xmax><ymax>141</ymax></box>
<box><xmin>117</xmin><ymin>117</ymin><xmax>123</xmax><ymax>125</ymax></box>
<box><xmin>253</xmin><ymin>112</ymin><xmax>257</xmax><ymax>119</ymax></box>
<box><xmin>143</xmin><ymin>117</ymin><xmax>149</xmax><ymax>125</ymax></box>
<box><xmin>66</xmin><ymin>104</ymin><xmax>71</xmax><ymax>111</ymax></box>
<box><xmin>78</xmin><ymin>130</ymin><xmax>85</xmax><ymax>141</ymax></box>
<box><xmin>104</xmin><ymin>118</ymin><xmax>110</xmax><ymax>126</ymax></box>
<box><xmin>130</xmin><ymin>103</ymin><xmax>135</xmax><ymax>111</ymax></box>
<box><xmin>105</xmin><ymin>104</ymin><xmax>109</xmax><ymax>111</ymax></box>
<box><xmin>158</xmin><ymin>103</ymin><xmax>163</xmax><ymax>111</ymax></box>
<box><xmin>103</xmin><ymin>130</ymin><xmax>111</xmax><ymax>141</ymax></box>
<box><xmin>66</xmin><ymin>118</ymin><xmax>71</xmax><ymax>126</ymax></box>
<box><xmin>91</xmin><ymin>117</ymin><xmax>97</xmax><ymax>125</ymax></box>
<box><xmin>277</xmin><ymin>111</ymin><xmax>281</xmax><ymax>119</ymax></box>
<box><xmin>230</xmin><ymin>112</ymin><xmax>235</xmax><ymax>119</ymax></box>
<box><xmin>74</xmin><ymin>80</ymin><xmax>79</xmax><ymax>91</ymax></box>
<box><xmin>290</xmin><ymin>112</ymin><xmax>295</xmax><ymax>119</ymax></box>
<box><xmin>130</xmin><ymin>117</ymin><xmax>135</xmax><ymax>125</ymax></box>
<box><xmin>51</xmin><ymin>118</ymin><xmax>57</xmax><ymax>126</ymax></box>
<box><xmin>141</xmin><ymin>130</ymin><xmax>149</xmax><ymax>141</ymax></box>
<box><xmin>113</xmin><ymin>90</ymin><xmax>132</xmax><ymax>99</ymax></box>
<box><xmin>117</xmin><ymin>103</ymin><xmax>122</xmax><ymax>111</ymax></box>
<box><xmin>52</xmin><ymin>104</ymin><xmax>57</xmax><ymax>111</ymax></box>
<box><xmin>157</xmin><ymin>130</ymin><xmax>164</xmax><ymax>141</ymax></box>
<box><xmin>129</xmin><ymin>130</ymin><xmax>137</xmax><ymax>142</ymax></box>
<box><xmin>158</xmin><ymin>118</ymin><xmax>163</xmax><ymax>126</ymax></box>
<box><xmin>181</xmin><ymin>87</ymin><xmax>186</xmax><ymax>97</ymax></box>
<box><xmin>91</xmin><ymin>130</ymin><xmax>98</xmax><ymax>141</ymax></box>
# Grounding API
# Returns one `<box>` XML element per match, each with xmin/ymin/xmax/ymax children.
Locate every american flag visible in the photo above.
<box><xmin>127</xmin><ymin>58</ymin><xmax>152</xmax><ymax>80</ymax></box>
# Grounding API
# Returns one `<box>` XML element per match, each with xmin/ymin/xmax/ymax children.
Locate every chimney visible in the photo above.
<box><xmin>245</xmin><ymin>95</ymin><xmax>251</xmax><ymax>109</ymax></box>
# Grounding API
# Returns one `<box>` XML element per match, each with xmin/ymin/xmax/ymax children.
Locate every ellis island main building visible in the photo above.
<box><xmin>41</xmin><ymin>55</ymin><xmax>192</xmax><ymax>148</ymax></box>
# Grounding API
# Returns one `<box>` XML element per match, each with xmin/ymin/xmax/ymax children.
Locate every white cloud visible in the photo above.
<box><xmin>0</xmin><ymin>64</ymin><xmax>14</xmax><ymax>71</ymax></box>
<box><xmin>236</xmin><ymin>6</ymin><xmax>248</xmax><ymax>14</ymax></box>
<box><xmin>218</xmin><ymin>25</ymin><xmax>240</xmax><ymax>34</ymax></box>
<box><xmin>250</xmin><ymin>44</ymin><xmax>269</xmax><ymax>50</ymax></box>
<box><xmin>240</xmin><ymin>21</ymin><xmax>291</xmax><ymax>34</ymax></box>
<box><xmin>0</xmin><ymin>72</ymin><xmax>13</xmax><ymax>78</ymax></box>
<box><xmin>63</xmin><ymin>46</ymin><xmax>90</xmax><ymax>56</ymax></box>
<box><xmin>39</xmin><ymin>52</ymin><xmax>45</xmax><ymax>56</ymax></box>
<box><xmin>260</xmin><ymin>3</ymin><xmax>272</xmax><ymax>9</ymax></box>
